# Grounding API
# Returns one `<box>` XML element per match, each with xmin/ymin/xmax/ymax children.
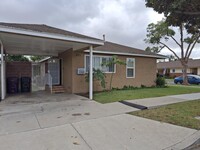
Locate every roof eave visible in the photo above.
<box><xmin>84</xmin><ymin>50</ymin><xmax>167</xmax><ymax>59</ymax></box>
<box><xmin>0</xmin><ymin>25</ymin><xmax>104</xmax><ymax>46</ymax></box>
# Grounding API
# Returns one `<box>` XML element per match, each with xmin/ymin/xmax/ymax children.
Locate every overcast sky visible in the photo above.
<box><xmin>0</xmin><ymin>0</ymin><xmax>199</xmax><ymax>58</ymax></box>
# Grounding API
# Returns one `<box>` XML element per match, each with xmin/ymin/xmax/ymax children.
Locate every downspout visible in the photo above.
<box><xmin>89</xmin><ymin>45</ymin><xmax>93</xmax><ymax>100</ymax></box>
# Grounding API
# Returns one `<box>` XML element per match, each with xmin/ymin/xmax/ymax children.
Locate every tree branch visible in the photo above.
<box><xmin>186</xmin><ymin>35</ymin><xmax>200</xmax><ymax>61</ymax></box>
<box><xmin>185</xmin><ymin>43</ymin><xmax>192</xmax><ymax>59</ymax></box>
<box><xmin>159</xmin><ymin>42</ymin><xmax>180</xmax><ymax>59</ymax></box>
<box><xmin>170</xmin><ymin>35</ymin><xmax>181</xmax><ymax>48</ymax></box>
<box><xmin>185</xmin><ymin>35</ymin><xmax>197</xmax><ymax>59</ymax></box>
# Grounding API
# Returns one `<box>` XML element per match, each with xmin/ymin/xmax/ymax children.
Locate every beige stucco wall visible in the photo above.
<box><xmin>69</xmin><ymin>51</ymin><xmax>157</xmax><ymax>94</ymax></box>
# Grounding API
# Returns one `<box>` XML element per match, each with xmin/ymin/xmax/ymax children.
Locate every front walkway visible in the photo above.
<box><xmin>0</xmin><ymin>93</ymin><xmax>199</xmax><ymax>150</ymax></box>
<box><xmin>124</xmin><ymin>93</ymin><xmax>200</xmax><ymax>109</ymax></box>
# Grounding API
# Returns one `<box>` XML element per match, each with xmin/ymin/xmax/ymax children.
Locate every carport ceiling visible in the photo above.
<box><xmin>0</xmin><ymin>23</ymin><xmax>104</xmax><ymax>56</ymax></box>
<box><xmin>0</xmin><ymin>32</ymin><xmax>93</xmax><ymax>56</ymax></box>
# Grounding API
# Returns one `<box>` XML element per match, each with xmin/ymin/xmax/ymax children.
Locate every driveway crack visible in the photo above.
<box><xmin>34</xmin><ymin>113</ymin><xmax>42</xmax><ymax>129</ymax></box>
<box><xmin>71</xmin><ymin>123</ymin><xmax>93</xmax><ymax>150</ymax></box>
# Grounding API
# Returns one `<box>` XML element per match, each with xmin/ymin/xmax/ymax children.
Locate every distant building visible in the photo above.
<box><xmin>157</xmin><ymin>59</ymin><xmax>200</xmax><ymax>77</ymax></box>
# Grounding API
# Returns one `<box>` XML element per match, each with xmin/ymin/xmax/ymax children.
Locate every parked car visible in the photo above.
<box><xmin>174</xmin><ymin>75</ymin><xmax>200</xmax><ymax>85</ymax></box>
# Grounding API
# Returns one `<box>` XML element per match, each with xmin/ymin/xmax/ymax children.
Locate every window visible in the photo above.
<box><xmin>126</xmin><ymin>58</ymin><xmax>135</xmax><ymax>78</ymax></box>
<box><xmin>172</xmin><ymin>69</ymin><xmax>175</xmax><ymax>73</ymax></box>
<box><xmin>85</xmin><ymin>55</ymin><xmax>115</xmax><ymax>73</ymax></box>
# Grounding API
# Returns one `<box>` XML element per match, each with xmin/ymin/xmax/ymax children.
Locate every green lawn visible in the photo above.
<box><xmin>130</xmin><ymin>100</ymin><xmax>200</xmax><ymax>130</ymax></box>
<box><xmin>94</xmin><ymin>86</ymin><xmax>200</xmax><ymax>103</ymax></box>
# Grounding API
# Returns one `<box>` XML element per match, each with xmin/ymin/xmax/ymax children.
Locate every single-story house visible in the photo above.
<box><xmin>0</xmin><ymin>22</ymin><xmax>165</xmax><ymax>100</ymax></box>
<box><xmin>157</xmin><ymin>59</ymin><xmax>200</xmax><ymax>77</ymax></box>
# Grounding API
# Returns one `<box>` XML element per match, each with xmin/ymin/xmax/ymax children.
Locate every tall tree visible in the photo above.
<box><xmin>145</xmin><ymin>0</ymin><xmax>200</xmax><ymax>84</ymax></box>
<box><xmin>145</xmin><ymin>0</ymin><xmax>200</xmax><ymax>30</ymax></box>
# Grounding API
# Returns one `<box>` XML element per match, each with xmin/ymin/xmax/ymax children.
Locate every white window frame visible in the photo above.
<box><xmin>126</xmin><ymin>58</ymin><xmax>135</xmax><ymax>78</ymax></box>
<box><xmin>84</xmin><ymin>54</ymin><xmax>116</xmax><ymax>73</ymax></box>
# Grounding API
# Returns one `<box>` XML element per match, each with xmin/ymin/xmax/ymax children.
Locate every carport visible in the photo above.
<box><xmin>0</xmin><ymin>23</ymin><xmax>104</xmax><ymax>100</ymax></box>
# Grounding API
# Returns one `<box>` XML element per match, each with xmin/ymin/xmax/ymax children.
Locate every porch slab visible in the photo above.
<box><xmin>0</xmin><ymin>113</ymin><xmax>40</xmax><ymax>135</ymax></box>
<box><xmin>0</xmin><ymin>124</ymin><xmax>90</xmax><ymax>150</ymax></box>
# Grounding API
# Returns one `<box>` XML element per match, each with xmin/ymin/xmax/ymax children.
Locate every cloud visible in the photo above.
<box><xmin>0</xmin><ymin>0</ymin><xmax>199</xmax><ymax>58</ymax></box>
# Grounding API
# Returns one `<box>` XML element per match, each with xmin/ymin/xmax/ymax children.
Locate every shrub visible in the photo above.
<box><xmin>122</xmin><ymin>85</ymin><xmax>138</xmax><ymax>90</ymax></box>
<box><xmin>141</xmin><ymin>84</ymin><xmax>146</xmax><ymax>88</ymax></box>
<box><xmin>156</xmin><ymin>77</ymin><xmax>166</xmax><ymax>87</ymax></box>
<box><xmin>85</xmin><ymin>69</ymin><xmax>106</xmax><ymax>89</ymax></box>
<box><xmin>112</xmin><ymin>87</ymin><xmax>120</xmax><ymax>91</ymax></box>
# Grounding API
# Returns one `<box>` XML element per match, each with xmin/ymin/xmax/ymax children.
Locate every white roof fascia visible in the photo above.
<box><xmin>38</xmin><ymin>57</ymin><xmax>51</xmax><ymax>63</ymax></box>
<box><xmin>0</xmin><ymin>25</ymin><xmax>104</xmax><ymax>45</ymax></box>
<box><xmin>84</xmin><ymin>50</ymin><xmax>167</xmax><ymax>59</ymax></box>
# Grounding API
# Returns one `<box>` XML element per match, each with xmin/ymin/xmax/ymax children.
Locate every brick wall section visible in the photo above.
<box><xmin>6</xmin><ymin>61</ymin><xmax>32</xmax><ymax>78</ymax></box>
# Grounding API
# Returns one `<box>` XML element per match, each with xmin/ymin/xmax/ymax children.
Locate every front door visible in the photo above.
<box><xmin>48</xmin><ymin>59</ymin><xmax>60</xmax><ymax>85</ymax></box>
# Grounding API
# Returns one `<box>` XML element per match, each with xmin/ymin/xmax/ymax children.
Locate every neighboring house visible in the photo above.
<box><xmin>157</xmin><ymin>59</ymin><xmax>200</xmax><ymax>77</ymax></box>
<box><xmin>0</xmin><ymin>22</ymin><xmax>165</xmax><ymax>100</ymax></box>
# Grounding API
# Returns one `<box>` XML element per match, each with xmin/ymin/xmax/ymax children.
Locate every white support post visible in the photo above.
<box><xmin>0</xmin><ymin>40</ymin><xmax>5</xmax><ymax>100</ymax></box>
<box><xmin>89</xmin><ymin>45</ymin><xmax>93</xmax><ymax>100</ymax></box>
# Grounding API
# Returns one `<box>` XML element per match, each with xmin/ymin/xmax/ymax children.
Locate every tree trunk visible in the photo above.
<box><xmin>182</xmin><ymin>61</ymin><xmax>189</xmax><ymax>85</ymax></box>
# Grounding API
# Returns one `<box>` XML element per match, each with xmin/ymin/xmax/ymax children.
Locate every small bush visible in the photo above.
<box><xmin>85</xmin><ymin>69</ymin><xmax>106</xmax><ymax>89</ymax></box>
<box><xmin>112</xmin><ymin>87</ymin><xmax>120</xmax><ymax>91</ymax></box>
<box><xmin>122</xmin><ymin>85</ymin><xmax>138</xmax><ymax>90</ymax></box>
<box><xmin>141</xmin><ymin>84</ymin><xmax>146</xmax><ymax>88</ymax></box>
<box><xmin>156</xmin><ymin>77</ymin><xmax>166</xmax><ymax>87</ymax></box>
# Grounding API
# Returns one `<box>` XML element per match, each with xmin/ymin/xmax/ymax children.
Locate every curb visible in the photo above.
<box><xmin>164</xmin><ymin>131</ymin><xmax>200</xmax><ymax>150</ymax></box>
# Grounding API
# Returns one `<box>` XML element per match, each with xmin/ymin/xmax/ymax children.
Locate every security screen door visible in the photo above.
<box><xmin>48</xmin><ymin>59</ymin><xmax>60</xmax><ymax>85</ymax></box>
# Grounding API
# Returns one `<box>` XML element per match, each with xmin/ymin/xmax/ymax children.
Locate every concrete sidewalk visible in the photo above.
<box><xmin>0</xmin><ymin>114</ymin><xmax>197</xmax><ymax>150</ymax></box>
<box><xmin>0</xmin><ymin>93</ymin><xmax>199</xmax><ymax>149</ymax></box>
<box><xmin>124</xmin><ymin>93</ymin><xmax>200</xmax><ymax>109</ymax></box>
<box><xmin>0</xmin><ymin>99</ymin><xmax>138</xmax><ymax>135</ymax></box>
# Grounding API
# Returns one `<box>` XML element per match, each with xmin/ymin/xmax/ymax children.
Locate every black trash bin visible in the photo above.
<box><xmin>21</xmin><ymin>77</ymin><xmax>31</xmax><ymax>93</ymax></box>
<box><xmin>7</xmin><ymin>77</ymin><xmax>19</xmax><ymax>94</ymax></box>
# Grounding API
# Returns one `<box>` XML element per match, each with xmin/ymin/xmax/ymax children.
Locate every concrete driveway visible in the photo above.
<box><xmin>0</xmin><ymin>93</ymin><xmax>198</xmax><ymax>150</ymax></box>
